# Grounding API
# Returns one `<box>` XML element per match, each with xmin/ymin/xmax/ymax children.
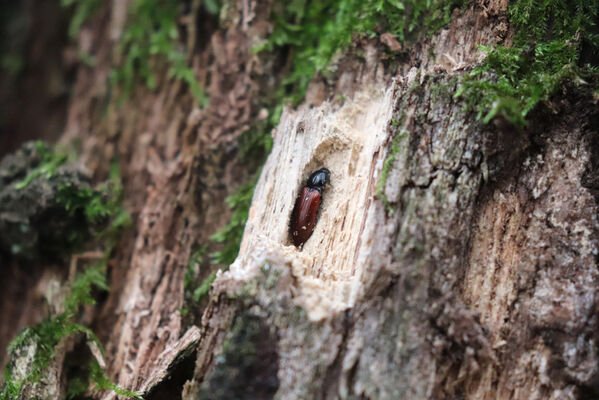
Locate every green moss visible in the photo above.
<box><xmin>0</xmin><ymin>306</ymin><xmax>100</xmax><ymax>399</ymax></box>
<box><xmin>210</xmin><ymin>178</ymin><xmax>257</xmax><ymax>265</ymax></box>
<box><xmin>183</xmin><ymin>246</ymin><xmax>217</xmax><ymax>303</ymax></box>
<box><xmin>0</xmin><ymin>142</ymin><xmax>130</xmax><ymax>260</ymax></box>
<box><xmin>456</xmin><ymin>0</ymin><xmax>599</xmax><ymax>126</ymax></box>
<box><xmin>58</xmin><ymin>160</ymin><xmax>131</xmax><ymax>247</ymax></box>
<box><xmin>88</xmin><ymin>360</ymin><xmax>144</xmax><ymax>399</ymax></box>
<box><xmin>0</xmin><ymin>157</ymin><xmax>135</xmax><ymax>400</ymax></box>
<box><xmin>208</xmin><ymin>107</ymin><xmax>277</xmax><ymax>267</ymax></box>
<box><xmin>0</xmin><ymin>264</ymin><xmax>139</xmax><ymax>399</ymax></box>
<box><xmin>61</xmin><ymin>0</ymin><xmax>103</xmax><ymax>39</ymax></box>
<box><xmin>64</xmin><ymin>264</ymin><xmax>109</xmax><ymax>315</ymax></box>
<box><xmin>61</xmin><ymin>0</ymin><xmax>216</xmax><ymax>102</ymax></box>
<box><xmin>58</xmin><ymin>185</ymin><xmax>113</xmax><ymax>225</ymax></box>
<box><xmin>184</xmin><ymin>246</ymin><xmax>207</xmax><ymax>291</ymax></box>
<box><xmin>259</xmin><ymin>0</ymin><xmax>465</xmax><ymax>103</ymax></box>
<box><xmin>110</xmin><ymin>0</ymin><xmax>207</xmax><ymax>104</ymax></box>
<box><xmin>14</xmin><ymin>141</ymin><xmax>68</xmax><ymax>190</ymax></box>
<box><xmin>0</xmin><ymin>231</ymin><xmax>135</xmax><ymax>399</ymax></box>
<box><xmin>377</xmin><ymin>130</ymin><xmax>408</xmax><ymax>214</ymax></box>
<box><xmin>193</xmin><ymin>272</ymin><xmax>217</xmax><ymax>302</ymax></box>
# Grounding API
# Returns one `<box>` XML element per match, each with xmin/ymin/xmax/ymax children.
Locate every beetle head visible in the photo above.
<box><xmin>307</xmin><ymin>168</ymin><xmax>330</xmax><ymax>192</ymax></box>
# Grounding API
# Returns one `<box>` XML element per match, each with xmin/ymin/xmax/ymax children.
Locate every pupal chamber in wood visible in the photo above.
<box><xmin>289</xmin><ymin>168</ymin><xmax>330</xmax><ymax>247</ymax></box>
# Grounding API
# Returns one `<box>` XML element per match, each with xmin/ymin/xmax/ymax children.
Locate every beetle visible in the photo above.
<box><xmin>289</xmin><ymin>168</ymin><xmax>330</xmax><ymax>248</ymax></box>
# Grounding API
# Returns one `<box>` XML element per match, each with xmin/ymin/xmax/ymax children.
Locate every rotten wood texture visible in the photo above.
<box><xmin>462</xmin><ymin>103</ymin><xmax>599</xmax><ymax>398</ymax></box>
<box><xmin>186</xmin><ymin>5</ymin><xmax>599</xmax><ymax>400</ymax></box>
<box><xmin>57</xmin><ymin>1</ymin><xmax>282</xmax><ymax>398</ymax></box>
<box><xmin>3</xmin><ymin>0</ymin><xmax>599</xmax><ymax>399</ymax></box>
<box><xmin>1</xmin><ymin>0</ymin><xmax>279</xmax><ymax>398</ymax></box>
<box><xmin>237</xmin><ymin>86</ymin><xmax>396</xmax><ymax>318</ymax></box>
<box><xmin>138</xmin><ymin>326</ymin><xmax>200</xmax><ymax>397</ymax></box>
<box><xmin>191</xmin><ymin>79</ymin><xmax>599</xmax><ymax>399</ymax></box>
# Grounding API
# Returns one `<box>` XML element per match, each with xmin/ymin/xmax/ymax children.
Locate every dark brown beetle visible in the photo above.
<box><xmin>289</xmin><ymin>168</ymin><xmax>330</xmax><ymax>247</ymax></box>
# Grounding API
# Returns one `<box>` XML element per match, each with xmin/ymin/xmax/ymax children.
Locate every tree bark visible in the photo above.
<box><xmin>2</xmin><ymin>0</ymin><xmax>599</xmax><ymax>399</ymax></box>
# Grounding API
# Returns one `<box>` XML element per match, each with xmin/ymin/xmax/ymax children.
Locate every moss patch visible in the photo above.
<box><xmin>12</xmin><ymin>141</ymin><xmax>68</xmax><ymax>190</ymax></box>
<box><xmin>192</xmin><ymin>272</ymin><xmax>217</xmax><ymax>303</ymax></box>
<box><xmin>0</xmin><ymin>261</ymin><xmax>140</xmax><ymax>400</ymax></box>
<box><xmin>0</xmin><ymin>143</ymin><xmax>136</xmax><ymax>399</ymax></box>
<box><xmin>183</xmin><ymin>245</ymin><xmax>217</xmax><ymax>305</ymax></box>
<box><xmin>457</xmin><ymin>0</ymin><xmax>599</xmax><ymax>126</ymax></box>
<box><xmin>110</xmin><ymin>0</ymin><xmax>208</xmax><ymax>104</ymax></box>
<box><xmin>208</xmin><ymin>0</ymin><xmax>467</xmax><ymax>272</ymax></box>
<box><xmin>60</xmin><ymin>0</ymin><xmax>103</xmax><ymax>39</ymax></box>
<box><xmin>205</xmin><ymin>106</ymin><xmax>277</xmax><ymax>268</ymax></box>
<box><xmin>0</xmin><ymin>143</ymin><xmax>93</xmax><ymax>259</ymax></box>
<box><xmin>209</xmin><ymin>178</ymin><xmax>257</xmax><ymax>266</ymax></box>
<box><xmin>0</xmin><ymin>142</ymin><xmax>129</xmax><ymax>260</ymax></box>
<box><xmin>377</xmin><ymin>129</ymin><xmax>409</xmax><ymax>214</ymax></box>
<box><xmin>258</xmin><ymin>0</ymin><xmax>466</xmax><ymax>103</ymax></box>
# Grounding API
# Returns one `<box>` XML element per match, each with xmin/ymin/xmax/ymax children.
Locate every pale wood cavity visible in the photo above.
<box><xmin>218</xmin><ymin>86</ymin><xmax>396</xmax><ymax>320</ymax></box>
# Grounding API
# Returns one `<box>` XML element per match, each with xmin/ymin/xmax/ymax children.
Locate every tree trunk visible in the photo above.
<box><xmin>2</xmin><ymin>1</ymin><xmax>599</xmax><ymax>399</ymax></box>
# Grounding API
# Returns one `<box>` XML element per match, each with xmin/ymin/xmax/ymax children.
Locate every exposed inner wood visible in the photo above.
<box><xmin>217</xmin><ymin>3</ymin><xmax>508</xmax><ymax>321</ymax></box>
<box><xmin>225</xmin><ymin>87</ymin><xmax>394</xmax><ymax>319</ymax></box>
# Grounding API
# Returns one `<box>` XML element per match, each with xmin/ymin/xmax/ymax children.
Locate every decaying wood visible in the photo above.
<box><xmin>187</xmin><ymin>4</ymin><xmax>599</xmax><ymax>400</ymax></box>
<box><xmin>193</xmin><ymin>85</ymin><xmax>599</xmax><ymax>398</ymax></box>
<box><xmin>462</xmin><ymin>106</ymin><xmax>599</xmax><ymax>398</ymax></box>
<box><xmin>237</xmin><ymin>86</ymin><xmax>395</xmax><ymax>318</ymax></box>
<box><xmin>138</xmin><ymin>326</ymin><xmax>201</xmax><ymax>397</ymax></box>
<box><xmin>3</xmin><ymin>0</ymin><xmax>599</xmax><ymax>399</ymax></box>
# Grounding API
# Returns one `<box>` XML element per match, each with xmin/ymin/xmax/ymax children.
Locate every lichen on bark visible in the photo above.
<box><xmin>0</xmin><ymin>141</ymin><xmax>134</xmax><ymax>399</ymax></box>
<box><xmin>0</xmin><ymin>141</ymin><xmax>102</xmax><ymax>260</ymax></box>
